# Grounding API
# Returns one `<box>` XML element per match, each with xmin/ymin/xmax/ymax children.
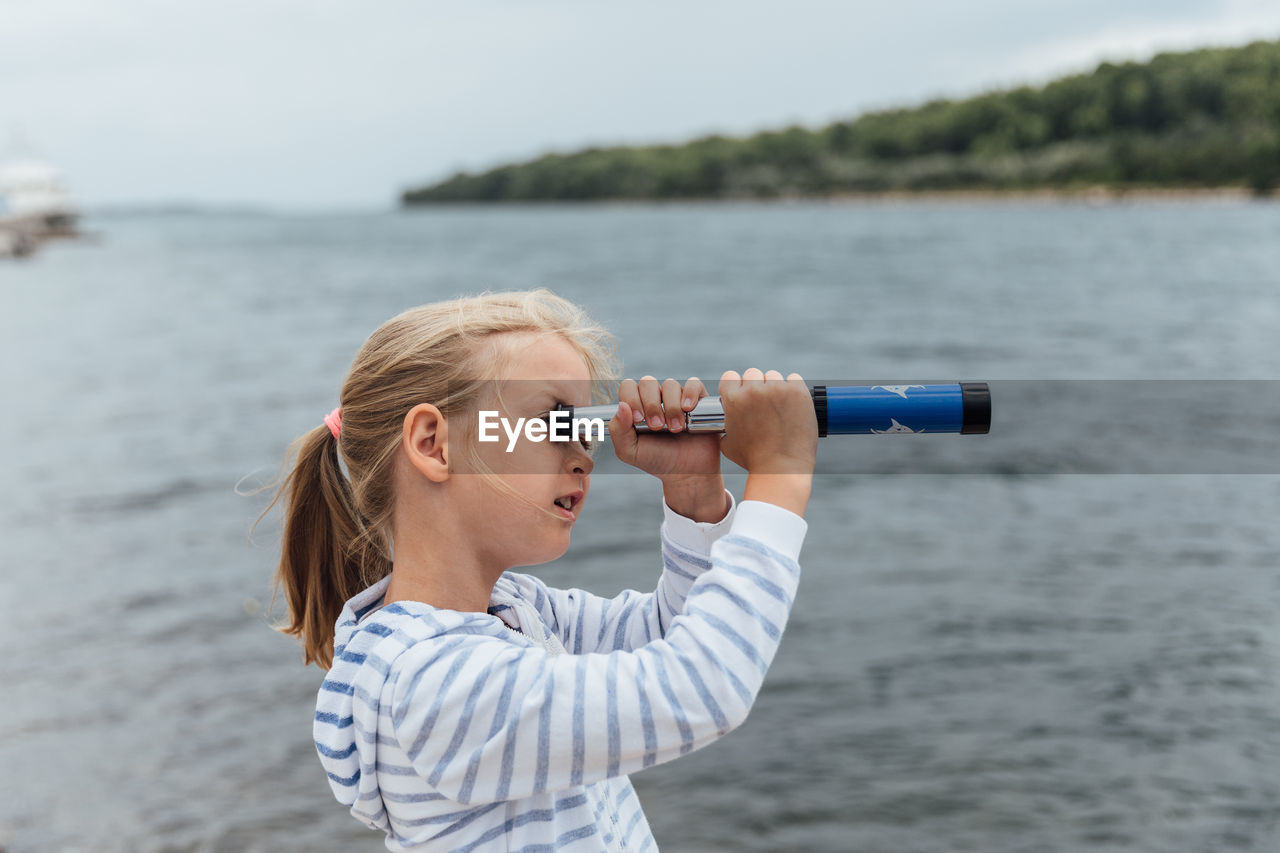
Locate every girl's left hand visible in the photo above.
<box><xmin>608</xmin><ymin>376</ymin><xmax>723</xmax><ymax>480</ymax></box>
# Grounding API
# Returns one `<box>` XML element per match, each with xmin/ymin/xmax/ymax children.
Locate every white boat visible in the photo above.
<box><xmin>0</xmin><ymin>158</ymin><xmax>80</xmax><ymax>238</ymax></box>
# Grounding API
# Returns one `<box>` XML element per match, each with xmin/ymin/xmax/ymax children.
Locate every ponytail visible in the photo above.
<box><xmin>272</xmin><ymin>425</ymin><xmax>391</xmax><ymax>669</ymax></box>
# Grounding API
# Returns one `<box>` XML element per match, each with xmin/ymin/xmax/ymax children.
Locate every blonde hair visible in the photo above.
<box><xmin>270</xmin><ymin>289</ymin><xmax>617</xmax><ymax>667</ymax></box>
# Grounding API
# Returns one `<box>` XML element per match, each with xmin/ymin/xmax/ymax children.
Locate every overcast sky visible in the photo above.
<box><xmin>2</xmin><ymin>0</ymin><xmax>1277</xmax><ymax>210</ymax></box>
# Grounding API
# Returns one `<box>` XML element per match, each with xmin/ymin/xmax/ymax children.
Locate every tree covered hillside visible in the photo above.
<box><xmin>403</xmin><ymin>39</ymin><xmax>1280</xmax><ymax>203</ymax></box>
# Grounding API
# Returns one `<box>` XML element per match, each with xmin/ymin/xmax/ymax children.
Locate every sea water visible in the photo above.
<box><xmin>1</xmin><ymin>201</ymin><xmax>1278</xmax><ymax>852</ymax></box>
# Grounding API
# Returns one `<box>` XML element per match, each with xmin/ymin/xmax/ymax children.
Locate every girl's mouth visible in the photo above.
<box><xmin>554</xmin><ymin>491</ymin><xmax>583</xmax><ymax>519</ymax></box>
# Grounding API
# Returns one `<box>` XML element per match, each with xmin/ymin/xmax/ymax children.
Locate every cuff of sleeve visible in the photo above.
<box><xmin>728</xmin><ymin>500</ymin><xmax>809</xmax><ymax>563</ymax></box>
<box><xmin>662</xmin><ymin>489</ymin><xmax>737</xmax><ymax>554</ymax></box>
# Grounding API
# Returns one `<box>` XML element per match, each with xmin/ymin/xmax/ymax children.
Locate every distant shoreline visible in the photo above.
<box><xmin>401</xmin><ymin>186</ymin><xmax>1270</xmax><ymax>209</ymax></box>
<box><xmin>795</xmin><ymin>186</ymin><xmax>1267</xmax><ymax>205</ymax></box>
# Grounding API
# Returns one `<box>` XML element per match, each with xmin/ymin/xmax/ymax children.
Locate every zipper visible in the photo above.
<box><xmin>602</xmin><ymin>781</ymin><xmax>626</xmax><ymax>851</ymax></box>
<box><xmin>501</xmin><ymin>600</ymin><xmax>565</xmax><ymax>657</ymax></box>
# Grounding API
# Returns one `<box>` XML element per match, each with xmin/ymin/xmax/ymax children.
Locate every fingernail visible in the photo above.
<box><xmin>633</xmin><ymin>410</ymin><xmax>645</xmax><ymax>424</ymax></box>
<box><xmin>682</xmin><ymin>397</ymin><xmax>692</xmax><ymax>408</ymax></box>
<box><xmin>649</xmin><ymin>416</ymin><xmax>662</xmax><ymax>429</ymax></box>
<box><xmin>668</xmin><ymin>417</ymin><xmax>682</xmax><ymax>432</ymax></box>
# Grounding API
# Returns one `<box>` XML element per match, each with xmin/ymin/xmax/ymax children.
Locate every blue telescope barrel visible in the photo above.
<box><xmin>817</xmin><ymin>383</ymin><xmax>990</xmax><ymax>435</ymax></box>
<box><xmin>566</xmin><ymin>382</ymin><xmax>990</xmax><ymax>437</ymax></box>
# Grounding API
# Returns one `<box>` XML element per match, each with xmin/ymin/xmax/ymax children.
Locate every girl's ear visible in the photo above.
<box><xmin>403</xmin><ymin>403</ymin><xmax>450</xmax><ymax>483</ymax></box>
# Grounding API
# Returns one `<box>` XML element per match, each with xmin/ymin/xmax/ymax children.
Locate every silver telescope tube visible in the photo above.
<box><xmin>566</xmin><ymin>398</ymin><xmax>726</xmax><ymax>435</ymax></box>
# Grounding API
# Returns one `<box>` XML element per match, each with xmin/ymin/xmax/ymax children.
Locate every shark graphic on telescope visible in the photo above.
<box><xmin>871</xmin><ymin>385</ymin><xmax>926</xmax><ymax>399</ymax></box>
<box><xmin>871</xmin><ymin>418</ymin><xmax>924</xmax><ymax>434</ymax></box>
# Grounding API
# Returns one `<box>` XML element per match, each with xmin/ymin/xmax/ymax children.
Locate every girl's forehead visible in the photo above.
<box><xmin>503</xmin><ymin>334</ymin><xmax>591</xmax><ymax>381</ymax></box>
<box><xmin>492</xmin><ymin>334</ymin><xmax>592</xmax><ymax>406</ymax></box>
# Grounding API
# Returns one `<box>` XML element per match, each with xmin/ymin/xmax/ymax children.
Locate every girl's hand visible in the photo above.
<box><xmin>718</xmin><ymin>369</ymin><xmax>817</xmax><ymax>473</ymax></box>
<box><xmin>608</xmin><ymin>376</ymin><xmax>723</xmax><ymax>481</ymax></box>
<box><xmin>719</xmin><ymin>368</ymin><xmax>816</xmax><ymax>517</ymax></box>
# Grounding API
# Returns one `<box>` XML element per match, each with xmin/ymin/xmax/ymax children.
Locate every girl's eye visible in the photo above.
<box><xmin>539</xmin><ymin>413</ymin><xmax>595</xmax><ymax>453</ymax></box>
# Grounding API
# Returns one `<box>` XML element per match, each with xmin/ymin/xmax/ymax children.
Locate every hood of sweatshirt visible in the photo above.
<box><xmin>313</xmin><ymin>573</ymin><xmax>564</xmax><ymax>832</ymax></box>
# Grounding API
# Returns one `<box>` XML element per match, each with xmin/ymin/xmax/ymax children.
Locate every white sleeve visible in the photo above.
<box><xmin>388</xmin><ymin>500</ymin><xmax>807</xmax><ymax>805</ymax></box>
<box><xmin>516</xmin><ymin>490</ymin><xmax>737</xmax><ymax>654</ymax></box>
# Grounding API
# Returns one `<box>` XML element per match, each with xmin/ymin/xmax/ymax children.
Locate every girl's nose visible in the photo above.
<box><xmin>568</xmin><ymin>446</ymin><xmax>594</xmax><ymax>476</ymax></box>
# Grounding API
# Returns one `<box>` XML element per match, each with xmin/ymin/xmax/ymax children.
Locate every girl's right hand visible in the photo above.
<box><xmin>718</xmin><ymin>368</ymin><xmax>817</xmax><ymax>477</ymax></box>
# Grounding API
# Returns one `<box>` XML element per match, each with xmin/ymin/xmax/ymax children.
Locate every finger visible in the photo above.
<box><xmin>661</xmin><ymin>378</ymin><xmax>684</xmax><ymax>432</ymax></box>
<box><xmin>787</xmin><ymin>372</ymin><xmax>805</xmax><ymax>387</ymax></box>
<box><xmin>764</xmin><ymin>369</ymin><xmax>784</xmax><ymax>382</ymax></box>
<box><xmin>637</xmin><ymin>375</ymin><xmax>664</xmax><ymax>431</ymax></box>
<box><xmin>718</xmin><ymin>370</ymin><xmax>741</xmax><ymax>398</ymax></box>
<box><xmin>609</xmin><ymin>400</ymin><xmax>638</xmax><ymax>462</ymax></box>
<box><xmin>617</xmin><ymin>377</ymin><xmax>644</xmax><ymax>425</ymax></box>
<box><xmin>742</xmin><ymin>367</ymin><xmax>765</xmax><ymax>385</ymax></box>
<box><xmin>681</xmin><ymin>377</ymin><xmax>707</xmax><ymax>409</ymax></box>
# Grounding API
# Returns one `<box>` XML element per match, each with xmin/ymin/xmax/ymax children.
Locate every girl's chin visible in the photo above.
<box><xmin>532</xmin><ymin>536</ymin><xmax>572</xmax><ymax>565</ymax></box>
<box><xmin>508</xmin><ymin>525</ymin><xmax>571</xmax><ymax>562</ymax></box>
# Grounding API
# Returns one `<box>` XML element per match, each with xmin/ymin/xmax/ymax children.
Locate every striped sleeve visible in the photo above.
<box><xmin>517</xmin><ymin>490</ymin><xmax>738</xmax><ymax>654</ymax></box>
<box><xmin>388</xmin><ymin>499</ymin><xmax>806</xmax><ymax>806</ymax></box>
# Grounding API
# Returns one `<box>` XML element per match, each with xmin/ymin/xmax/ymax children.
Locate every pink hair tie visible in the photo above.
<box><xmin>324</xmin><ymin>406</ymin><xmax>343</xmax><ymax>439</ymax></box>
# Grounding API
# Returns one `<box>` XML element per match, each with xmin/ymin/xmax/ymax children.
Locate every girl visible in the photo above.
<box><xmin>273</xmin><ymin>290</ymin><xmax>817</xmax><ymax>851</ymax></box>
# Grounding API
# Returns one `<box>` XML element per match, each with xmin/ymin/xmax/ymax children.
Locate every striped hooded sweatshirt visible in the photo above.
<box><xmin>314</xmin><ymin>492</ymin><xmax>807</xmax><ymax>851</ymax></box>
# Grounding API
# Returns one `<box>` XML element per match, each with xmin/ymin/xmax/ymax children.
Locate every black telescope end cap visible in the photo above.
<box><xmin>960</xmin><ymin>382</ymin><xmax>991</xmax><ymax>434</ymax></box>
<box><xmin>811</xmin><ymin>385</ymin><xmax>828</xmax><ymax>438</ymax></box>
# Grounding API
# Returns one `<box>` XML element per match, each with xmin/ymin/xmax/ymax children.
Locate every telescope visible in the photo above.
<box><xmin>564</xmin><ymin>382</ymin><xmax>991</xmax><ymax>437</ymax></box>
